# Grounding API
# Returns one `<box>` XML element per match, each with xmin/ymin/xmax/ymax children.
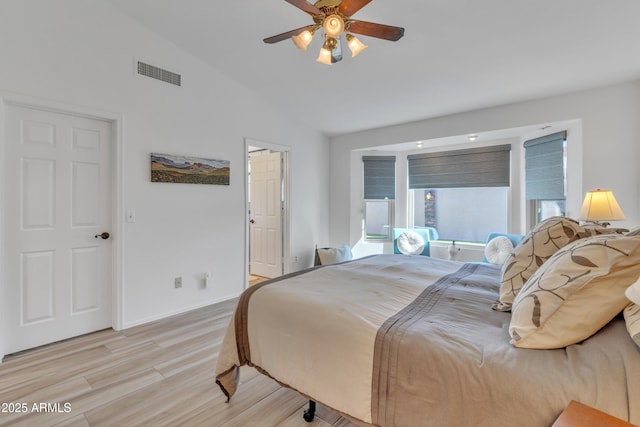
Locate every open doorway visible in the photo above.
<box><xmin>245</xmin><ymin>139</ymin><xmax>290</xmax><ymax>288</ymax></box>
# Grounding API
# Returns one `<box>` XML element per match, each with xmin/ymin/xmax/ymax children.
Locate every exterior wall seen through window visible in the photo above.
<box><xmin>365</xmin><ymin>200</ymin><xmax>393</xmax><ymax>241</ymax></box>
<box><xmin>412</xmin><ymin>187</ymin><xmax>508</xmax><ymax>243</ymax></box>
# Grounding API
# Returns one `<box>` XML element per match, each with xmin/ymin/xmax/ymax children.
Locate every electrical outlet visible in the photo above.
<box><xmin>174</xmin><ymin>277</ymin><xmax>182</xmax><ymax>288</ymax></box>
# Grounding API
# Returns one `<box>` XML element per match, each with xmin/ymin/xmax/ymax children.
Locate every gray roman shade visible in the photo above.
<box><xmin>407</xmin><ymin>144</ymin><xmax>511</xmax><ymax>189</ymax></box>
<box><xmin>524</xmin><ymin>131</ymin><xmax>566</xmax><ymax>200</ymax></box>
<box><xmin>363</xmin><ymin>156</ymin><xmax>396</xmax><ymax>199</ymax></box>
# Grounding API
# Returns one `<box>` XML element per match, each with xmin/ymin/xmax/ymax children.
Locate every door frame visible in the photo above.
<box><xmin>0</xmin><ymin>92</ymin><xmax>124</xmax><ymax>359</ymax></box>
<box><xmin>244</xmin><ymin>138</ymin><xmax>290</xmax><ymax>288</ymax></box>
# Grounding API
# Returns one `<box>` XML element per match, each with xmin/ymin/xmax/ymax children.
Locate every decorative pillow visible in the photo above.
<box><xmin>397</xmin><ymin>231</ymin><xmax>425</xmax><ymax>255</ymax></box>
<box><xmin>623</xmin><ymin>304</ymin><xmax>640</xmax><ymax>348</ymax></box>
<box><xmin>484</xmin><ymin>236</ymin><xmax>514</xmax><ymax>265</ymax></box>
<box><xmin>625</xmin><ymin>279</ymin><xmax>640</xmax><ymax>348</ymax></box>
<box><xmin>495</xmin><ymin>217</ymin><xmax>605</xmax><ymax>311</ymax></box>
<box><xmin>509</xmin><ymin>234</ymin><xmax>640</xmax><ymax>349</ymax></box>
<box><xmin>317</xmin><ymin>245</ymin><xmax>352</xmax><ymax>265</ymax></box>
<box><xmin>626</xmin><ymin>277</ymin><xmax>640</xmax><ymax>304</ymax></box>
<box><xmin>626</xmin><ymin>225</ymin><xmax>640</xmax><ymax>236</ymax></box>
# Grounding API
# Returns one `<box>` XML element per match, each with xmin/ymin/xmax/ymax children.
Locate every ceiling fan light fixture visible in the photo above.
<box><xmin>264</xmin><ymin>0</ymin><xmax>405</xmax><ymax>65</ymax></box>
<box><xmin>323</xmin><ymin>14</ymin><xmax>345</xmax><ymax>38</ymax></box>
<box><xmin>346</xmin><ymin>33</ymin><xmax>368</xmax><ymax>57</ymax></box>
<box><xmin>292</xmin><ymin>29</ymin><xmax>315</xmax><ymax>51</ymax></box>
<box><xmin>317</xmin><ymin>36</ymin><xmax>338</xmax><ymax>65</ymax></box>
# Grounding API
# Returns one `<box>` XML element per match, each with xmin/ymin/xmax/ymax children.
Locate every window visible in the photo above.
<box><xmin>363</xmin><ymin>156</ymin><xmax>395</xmax><ymax>241</ymax></box>
<box><xmin>407</xmin><ymin>145</ymin><xmax>511</xmax><ymax>243</ymax></box>
<box><xmin>535</xmin><ymin>199</ymin><xmax>566</xmax><ymax>222</ymax></box>
<box><xmin>411</xmin><ymin>187</ymin><xmax>508</xmax><ymax>243</ymax></box>
<box><xmin>365</xmin><ymin>200</ymin><xmax>393</xmax><ymax>240</ymax></box>
<box><xmin>524</xmin><ymin>131</ymin><xmax>567</xmax><ymax>224</ymax></box>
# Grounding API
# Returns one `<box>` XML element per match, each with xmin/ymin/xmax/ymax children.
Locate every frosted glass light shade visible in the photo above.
<box><xmin>579</xmin><ymin>189</ymin><xmax>626</xmax><ymax>222</ymax></box>
<box><xmin>316</xmin><ymin>47</ymin><xmax>332</xmax><ymax>64</ymax></box>
<box><xmin>292</xmin><ymin>30</ymin><xmax>314</xmax><ymax>51</ymax></box>
<box><xmin>323</xmin><ymin>14</ymin><xmax>344</xmax><ymax>37</ymax></box>
<box><xmin>346</xmin><ymin>34</ymin><xmax>368</xmax><ymax>57</ymax></box>
<box><xmin>316</xmin><ymin>37</ymin><xmax>337</xmax><ymax>65</ymax></box>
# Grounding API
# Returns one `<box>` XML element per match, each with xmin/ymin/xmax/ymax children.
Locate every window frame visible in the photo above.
<box><xmin>362</xmin><ymin>155</ymin><xmax>396</xmax><ymax>242</ymax></box>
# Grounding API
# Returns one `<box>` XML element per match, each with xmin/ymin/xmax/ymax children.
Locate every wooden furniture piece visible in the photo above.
<box><xmin>553</xmin><ymin>401</ymin><xmax>636</xmax><ymax>427</ymax></box>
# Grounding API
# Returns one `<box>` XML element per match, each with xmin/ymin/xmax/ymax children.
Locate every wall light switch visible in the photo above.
<box><xmin>126</xmin><ymin>210</ymin><xmax>136</xmax><ymax>223</ymax></box>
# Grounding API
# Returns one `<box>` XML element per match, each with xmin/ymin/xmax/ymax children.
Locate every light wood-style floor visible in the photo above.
<box><xmin>0</xmin><ymin>299</ymin><xmax>358</xmax><ymax>427</ymax></box>
<box><xmin>249</xmin><ymin>274</ymin><xmax>270</xmax><ymax>287</ymax></box>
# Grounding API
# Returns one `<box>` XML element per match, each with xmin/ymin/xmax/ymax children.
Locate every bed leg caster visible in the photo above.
<box><xmin>303</xmin><ymin>400</ymin><xmax>316</xmax><ymax>422</ymax></box>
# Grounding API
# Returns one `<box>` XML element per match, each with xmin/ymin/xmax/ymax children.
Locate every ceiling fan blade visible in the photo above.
<box><xmin>285</xmin><ymin>0</ymin><xmax>322</xmax><ymax>15</ymax></box>
<box><xmin>338</xmin><ymin>0</ymin><xmax>372</xmax><ymax>17</ymax></box>
<box><xmin>347</xmin><ymin>20</ymin><xmax>405</xmax><ymax>41</ymax></box>
<box><xmin>263</xmin><ymin>25</ymin><xmax>316</xmax><ymax>44</ymax></box>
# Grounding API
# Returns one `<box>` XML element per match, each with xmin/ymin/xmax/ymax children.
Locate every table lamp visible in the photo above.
<box><xmin>579</xmin><ymin>189</ymin><xmax>626</xmax><ymax>227</ymax></box>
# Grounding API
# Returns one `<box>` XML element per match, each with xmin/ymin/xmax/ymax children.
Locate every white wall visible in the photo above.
<box><xmin>330</xmin><ymin>80</ymin><xmax>640</xmax><ymax>248</ymax></box>
<box><xmin>0</xmin><ymin>0</ymin><xmax>329</xmax><ymax>353</ymax></box>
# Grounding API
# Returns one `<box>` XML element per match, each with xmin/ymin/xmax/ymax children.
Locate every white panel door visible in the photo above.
<box><xmin>249</xmin><ymin>152</ymin><xmax>282</xmax><ymax>278</ymax></box>
<box><xmin>3</xmin><ymin>104</ymin><xmax>112</xmax><ymax>354</ymax></box>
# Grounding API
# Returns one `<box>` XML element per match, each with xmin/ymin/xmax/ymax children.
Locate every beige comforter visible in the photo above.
<box><xmin>215</xmin><ymin>255</ymin><xmax>640</xmax><ymax>426</ymax></box>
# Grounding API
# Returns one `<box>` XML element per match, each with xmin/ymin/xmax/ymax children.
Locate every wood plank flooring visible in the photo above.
<box><xmin>249</xmin><ymin>275</ymin><xmax>270</xmax><ymax>287</ymax></box>
<box><xmin>0</xmin><ymin>300</ymin><xmax>358</xmax><ymax>427</ymax></box>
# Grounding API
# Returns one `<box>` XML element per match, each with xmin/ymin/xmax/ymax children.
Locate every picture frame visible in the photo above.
<box><xmin>151</xmin><ymin>153</ymin><xmax>230</xmax><ymax>185</ymax></box>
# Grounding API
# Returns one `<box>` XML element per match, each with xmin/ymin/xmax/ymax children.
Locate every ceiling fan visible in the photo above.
<box><xmin>264</xmin><ymin>0</ymin><xmax>405</xmax><ymax>64</ymax></box>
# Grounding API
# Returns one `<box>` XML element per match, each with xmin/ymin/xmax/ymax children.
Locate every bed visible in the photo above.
<box><xmin>215</xmin><ymin>251</ymin><xmax>640</xmax><ymax>426</ymax></box>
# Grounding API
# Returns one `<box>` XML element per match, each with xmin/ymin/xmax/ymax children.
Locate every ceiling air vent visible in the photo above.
<box><xmin>136</xmin><ymin>60</ymin><xmax>181</xmax><ymax>87</ymax></box>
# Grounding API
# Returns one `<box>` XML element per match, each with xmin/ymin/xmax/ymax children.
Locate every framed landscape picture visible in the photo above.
<box><xmin>151</xmin><ymin>153</ymin><xmax>230</xmax><ymax>185</ymax></box>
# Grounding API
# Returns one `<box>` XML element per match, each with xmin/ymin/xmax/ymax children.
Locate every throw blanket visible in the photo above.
<box><xmin>215</xmin><ymin>255</ymin><xmax>640</xmax><ymax>426</ymax></box>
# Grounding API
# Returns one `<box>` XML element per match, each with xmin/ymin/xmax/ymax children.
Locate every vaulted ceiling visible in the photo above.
<box><xmin>105</xmin><ymin>0</ymin><xmax>640</xmax><ymax>136</ymax></box>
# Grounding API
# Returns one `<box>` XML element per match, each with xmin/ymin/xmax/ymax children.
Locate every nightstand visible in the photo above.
<box><xmin>552</xmin><ymin>401</ymin><xmax>637</xmax><ymax>427</ymax></box>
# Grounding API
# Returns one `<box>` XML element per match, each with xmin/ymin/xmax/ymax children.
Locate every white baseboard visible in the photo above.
<box><xmin>120</xmin><ymin>294</ymin><xmax>239</xmax><ymax>330</ymax></box>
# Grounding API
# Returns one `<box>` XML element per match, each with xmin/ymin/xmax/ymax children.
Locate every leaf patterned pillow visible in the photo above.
<box><xmin>509</xmin><ymin>234</ymin><xmax>640</xmax><ymax>349</ymax></box>
<box><xmin>494</xmin><ymin>217</ymin><xmax>606</xmax><ymax>312</ymax></box>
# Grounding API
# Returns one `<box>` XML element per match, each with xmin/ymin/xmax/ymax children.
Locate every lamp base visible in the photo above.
<box><xmin>581</xmin><ymin>220</ymin><xmax>610</xmax><ymax>228</ymax></box>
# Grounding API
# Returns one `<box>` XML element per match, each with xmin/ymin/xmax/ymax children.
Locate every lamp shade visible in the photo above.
<box><xmin>579</xmin><ymin>189</ymin><xmax>626</xmax><ymax>222</ymax></box>
<box><xmin>292</xmin><ymin>30</ymin><xmax>314</xmax><ymax>51</ymax></box>
<box><xmin>316</xmin><ymin>37</ymin><xmax>338</xmax><ymax>65</ymax></box>
<box><xmin>323</xmin><ymin>14</ymin><xmax>344</xmax><ymax>38</ymax></box>
<box><xmin>316</xmin><ymin>47</ymin><xmax>332</xmax><ymax>64</ymax></box>
<box><xmin>346</xmin><ymin>33</ymin><xmax>367</xmax><ymax>57</ymax></box>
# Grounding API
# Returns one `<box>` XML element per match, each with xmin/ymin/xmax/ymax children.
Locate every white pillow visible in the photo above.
<box><xmin>484</xmin><ymin>236</ymin><xmax>514</xmax><ymax>265</ymax></box>
<box><xmin>317</xmin><ymin>245</ymin><xmax>352</xmax><ymax>265</ymax></box>
<box><xmin>397</xmin><ymin>231</ymin><xmax>425</xmax><ymax>255</ymax></box>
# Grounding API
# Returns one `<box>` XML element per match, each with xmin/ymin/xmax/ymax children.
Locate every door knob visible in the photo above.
<box><xmin>94</xmin><ymin>232</ymin><xmax>110</xmax><ymax>240</ymax></box>
<box><xmin>249</xmin><ymin>219</ymin><xmax>255</xmax><ymax>224</ymax></box>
